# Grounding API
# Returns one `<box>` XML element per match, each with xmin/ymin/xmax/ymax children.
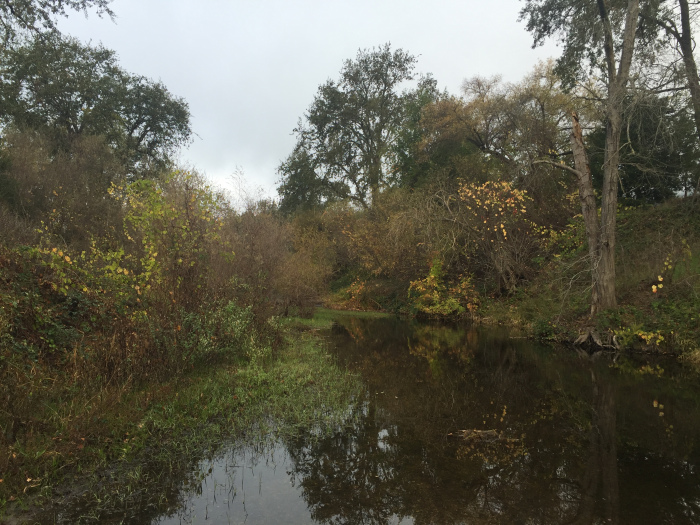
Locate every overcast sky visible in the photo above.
<box><xmin>58</xmin><ymin>0</ymin><xmax>559</xmax><ymax>199</ymax></box>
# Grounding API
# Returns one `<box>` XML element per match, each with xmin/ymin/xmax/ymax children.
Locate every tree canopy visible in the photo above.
<box><xmin>0</xmin><ymin>0</ymin><xmax>113</xmax><ymax>43</ymax></box>
<box><xmin>278</xmin><ymin>44</ymin><xmax>417</xmax><ymax>210</ymax></box>
<box><xmin>0</xmin><ymin>33</ymin><xmax>191</xmax><ymax>175</ymax></box>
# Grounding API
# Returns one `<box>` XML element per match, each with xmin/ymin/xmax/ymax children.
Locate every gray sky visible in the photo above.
<box><xmin>58</xmin><ymin>0</ymin><xmax>558</xmax><ymax>199</ymax></box>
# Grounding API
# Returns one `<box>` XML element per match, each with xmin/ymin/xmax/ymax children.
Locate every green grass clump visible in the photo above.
<box><xmin>283</xmin><ymin>307</ymin><xmax>392</xmax><ymax>332</ymax></box>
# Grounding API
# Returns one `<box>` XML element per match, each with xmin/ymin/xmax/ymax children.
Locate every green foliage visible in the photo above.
<box><xmin>587</xmin><ymin>94</ymin><xmax>700</xmax><ymax>202</ymax></box>
<box><xmin>0</xmin><ymin>170</ymin><xmax>278</xmax><ymax>497</ymax></box>
<box><xmin>390</xmin><ymin>74</ymin><xmax>443</xmax><ymax>188</ymax></box>
<box><xmin>0</xmin><ymin>33</ymin><xmax>191</xmax><ymax>175</ymax></box>
<box><xmin>1</xmin><ymin>325</ymin><xmax>360</xmax><ymax>515</ymax></box>
<box><xmin>480</xmin><ymin>199</ymin><xmax>699</xmax><ymax>351</ymax></box>
<box><xmin>278</xmin><ymin>44</ymin><xmax>417</xmax><ymax>209</ymax></box>
<box><xmin>101</xmin><ymin>171</ymin><xmax>231</xmax><ymax>320</ymax></box>
<box><xmin>542</xmin><ymin>208</ymin><xmax>588</xmax><ymax>259</ymax></box>
<box><xmin>0</xmin><ymin>0</ymin><xmax>114</xmax><ymax>44</ymax></box>
<box><xmin>277</xmin><ymin>146</ymin><xmax>336</xmax><ymax>215</ymax></box>
<box><xmin>408</xmin><ymin>258</ymin><xmax>478</xmax><ymax>318</ymax></box>
<box><xmin>519</xmin><ymin>0</ymin><xmax>649</xmax><ymax>89</ymax></box>
<box><xmin>532</xmin><ymin>319</ymin><xmax>557</xmax><ymax>341</ymax></box>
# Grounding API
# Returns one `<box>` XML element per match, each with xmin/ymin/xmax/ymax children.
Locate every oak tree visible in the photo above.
<box><xmin>278</xmin><ymin>44</ymin><xmax>417</xmax><ymax>209</ymax></box>
<box><xmin>0</xmin><ymin>33</ymin><xmax>191</xmax><ymax>175</ymax></box>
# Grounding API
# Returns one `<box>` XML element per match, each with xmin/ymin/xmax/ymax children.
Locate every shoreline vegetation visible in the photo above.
<box><xmin>2</xmin><ymin>295</ymin><xmax>697</xmax><ymax>521</ymax></box>
<box><xmin>1</xmin><ymin>321</ymin><xmax>362</xmax><ymax>522</ymax></box>
<box><xmin>318</xmin><ymin>199</ymin><xmax>699</xmax><ymax>359</ymax></box>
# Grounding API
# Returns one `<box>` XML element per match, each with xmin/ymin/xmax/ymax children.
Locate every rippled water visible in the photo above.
<box><xmin>150</xmin><ymin>314</ymin><xmax>700</xmax><ymax>525</ymax></box>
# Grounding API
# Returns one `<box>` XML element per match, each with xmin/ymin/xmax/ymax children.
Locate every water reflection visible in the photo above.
<box><xmin>155</xmin><ymin>444</ymin><xmax>314</xmax><ymax>525</ymax></box>
<box><xmin>154</xmin><ymin>315</ymin><xmax>700</xmax><ymax>524</ymax></box>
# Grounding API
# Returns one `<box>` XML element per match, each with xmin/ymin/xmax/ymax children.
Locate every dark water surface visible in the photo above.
<box><xmin>150</xmin><ymin>315</ymin><xmax>700</xmax><ymax>525</ymax></box>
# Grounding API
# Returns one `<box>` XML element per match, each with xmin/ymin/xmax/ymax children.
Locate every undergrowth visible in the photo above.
<box><xmin>480</xmin><ymin>199</ymin><xmax>700</xmax><ymax>352</ymax></box>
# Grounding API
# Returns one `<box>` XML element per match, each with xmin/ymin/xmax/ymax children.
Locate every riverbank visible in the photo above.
<box><xmin>324</xmin><ymin>199</ymin><xmax>699</xmax><ymax>356</ymax></box>
<box><xmin>477</xmin><ymin>201</ymin><xmax>699</xmax><ymax>355</ymax></box>
<box><xmin>1</xmin><ymin>327</ymin><xmax>361</xmax><ymax>523</ymax></box>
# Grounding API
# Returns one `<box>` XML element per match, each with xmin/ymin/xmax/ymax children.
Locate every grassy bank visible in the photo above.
<box><xmin>286</xmin><ymin>307</ymin><xmax>393</xmax><ymax>331</ymax></box>
<box><xmin>1</xmin><ymin>328</ymin><xmax>362</xmax><ymax>523</ymax></box>
<box><xmin>479</xmin><ymin>199</ymin><xmax>700</xmax><ymax>354</ymax></box>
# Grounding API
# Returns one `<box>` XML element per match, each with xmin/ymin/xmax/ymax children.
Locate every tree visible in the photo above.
<box><xmin>0</xmin><ymin>0</ymin><xmax>113</xmax><ymax>43</ymax></box>
<box><xmin>390</xmin><ymin>74</ymin><xmax>442</xmax><ymax>188</ymax></box>
<box><xmin>521</xmin><ymin>0</ymin><xmax>642</xmax><ymax>313</ymax></box>
<box><xmin>277</xmin><ymin>144</ymin><xmax>344</xmax><ymax>215</ymax></box>
<box><xmin>278</xmin><ymin>44</ymin><xmax>417</xmax><ymax>210</ymax></box>
<box><xmin>417</xmin><ymin>63</ymin><xmax>577</xmax><ymax>225</ymax></box>
<box><xmin>587</xmin><ymin>92</ymin><xmax>699</xmax><ymax>202</ymax></box>
<box><xmin>642</xmin><ymin>0</ymin><xmax>700</xmax><ymax>194</ymax></box>
<box><xmin>0</xmin><ymin>33</ymin><xmax>191</xmax><ymax>175</ymax></box>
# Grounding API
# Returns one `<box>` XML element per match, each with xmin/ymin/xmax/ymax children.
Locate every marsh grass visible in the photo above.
<box><xmin>282</xmin><ymin>307</ymin><xmax>392</xmax><ymax>331</ymax></box>
<box><xmin>2</xmin><ymin>330</ymin><xmax>361</xmax><ymax>523</ymax></box>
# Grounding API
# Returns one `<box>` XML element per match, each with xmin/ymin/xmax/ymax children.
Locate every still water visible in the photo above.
<box><xmin>151</xmin><ymin>314</ymin><xmax>700</xmax><ymax>525</ymax></box>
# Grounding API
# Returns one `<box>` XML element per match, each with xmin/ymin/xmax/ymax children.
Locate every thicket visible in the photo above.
<box><xmin>0</xmin><ymin>25</ymin><xmax>337</xmax><ymax>506</ymax></box>
<box><xmin>0</xmin><ymin>130</ymin><xmax>334</xmax><ymax>504</ymax></box>
<box><xmin>287</xmin><ymin>176</ymin><xmax>698</xmax><ymax>354</ymax></box>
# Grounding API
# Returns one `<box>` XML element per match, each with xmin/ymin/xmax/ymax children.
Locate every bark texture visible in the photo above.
<box><xmin>570</xmin><ymin>112</ymin><xmax>603</xmax><ymax>314</ymax></box>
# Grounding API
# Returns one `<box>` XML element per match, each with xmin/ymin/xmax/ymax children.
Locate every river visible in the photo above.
<box><xmin>145</xmin><ymin>313</ymin><xmax>700</xmax><ymax>524</ymax></box>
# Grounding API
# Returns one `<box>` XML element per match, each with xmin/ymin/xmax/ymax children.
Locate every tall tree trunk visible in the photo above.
<box><xmin>594</xmin><ymin>0</ymin><xmax>640</xmax><ymax>311</ymax></box>
<box><xmin>599</xmin><ymin>103</ymin><xmax>622</xmax><ymax>310</ymax></box>
<box><xmin>678</xmin><ymin>0</ymin><xmax>700</xmax><ymax>142</ymax></box>
<box><xmin>570</xmin><ymin>112</ymin><xmax>603</xmax><ymax>314</ymax></box>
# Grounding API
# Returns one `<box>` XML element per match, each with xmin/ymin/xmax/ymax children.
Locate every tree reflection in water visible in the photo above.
<box><xmin>279</xmin><ymin>316</ymin><xmax>700</xmax><ymax>524</ymax></box>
